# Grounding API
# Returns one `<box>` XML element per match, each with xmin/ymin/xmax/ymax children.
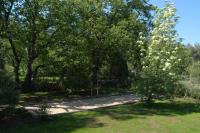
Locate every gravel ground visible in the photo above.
<box><xmin>24</xmin><ymin>94</ymin><xmax>139</xmax><ymax>115</ymax></box>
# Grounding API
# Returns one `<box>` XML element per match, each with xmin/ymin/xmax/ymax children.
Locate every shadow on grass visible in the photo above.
<box><xmin>95</xmin><ymin>99</ymin><xmax>200</xmax><ymax>121</ymax></box>
<box><xmin>0</xmin><ymin>108</ymin><xmax>105</xmax><ymax>133</ymax></box>
<box><xmin>1</xmin><ymin>99</ymin><xmax>200</xmax><ymax>133</ymax></box>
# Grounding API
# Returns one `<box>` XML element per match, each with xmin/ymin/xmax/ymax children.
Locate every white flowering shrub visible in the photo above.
<box><xmin>136</xmin><ymin>1</ymin><xmax>187</xmax><ymax>101</ymax></box>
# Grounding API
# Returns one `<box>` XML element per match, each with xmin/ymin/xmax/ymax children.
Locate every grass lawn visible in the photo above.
<box><xmin>1</xmin><ymin>98</ymin><xmax>200</xmax><ymax>133</ymax></box>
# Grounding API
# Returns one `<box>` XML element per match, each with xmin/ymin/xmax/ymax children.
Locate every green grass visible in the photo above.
<box><xmin>1</xmin><ymin>98</ymin><xmax>200</xmax><ymax>133</ymax></box>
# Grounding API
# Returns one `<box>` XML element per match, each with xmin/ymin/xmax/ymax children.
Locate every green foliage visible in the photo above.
<box><xmin>0</xmin><ymin>70</ymin><xmax>18</xmax><ymax>105</ymax></box>
<box><xmin>189</xmin><ymin>61</ymin><xmax>200</xmax><ymax>83</ymax></box>
<box><xmin>135</xmin><ymin>74</ymin><xmax>179</xmax><ymax>101</ymax></box>
<box><xmin>134</xmin><ymin>1</ymin><xmax>188</xmax><ymax>101</ymax></box>
<box><xmin>180</xmin><ymin>81</ymin><xmax>200</xmax><ymax>103</ymax></box>
<box><xmin>188</xmin><ymin>44</ymin><xmax>200</xmax><ymax>61</ymax></box>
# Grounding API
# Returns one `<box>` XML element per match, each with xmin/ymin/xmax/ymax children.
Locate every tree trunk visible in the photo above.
<box><xmin>0</xmin><ymin>56</ymin><xmax>5</xmax><ymax>70</ymax></box>
<box><xmin>91</xmin><ymin>64</ymin><xmax>98</xmax><ymax>97</ymax></box>
<box><xmin>90</xmin><ymin>50</ymin><xmax>100</xmax><ymax>97</ymax></box>
<box><xmin>147</xmin><ymin>93</ymin><xmax>153</xmax><ymax>103</ymax></box>
<box><xmin>24</xmin><ymin>60</ymin><xmax>33</xmax><ymax>90</ymax></box>
<box><xmin>0</xmin><ymin>41</ymin><xmax>5</xmax><ymax>70</ymax></box>
<box><xmin>14</xmin><ymin>61</ymin><xmax>20</xmax><ymax>84</ymax></box>
<box><xmin>0</xmin><ymin>61</ymin><xmax>4</xmax><ymax>70</ymax></box>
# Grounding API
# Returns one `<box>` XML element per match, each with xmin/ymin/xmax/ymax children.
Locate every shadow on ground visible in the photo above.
<box><xmin>1</xmin><ymin>99</ymin><xmax>200</xmax><ymax>133</ymax></box>
<box><xmin>95</xmin><ymin>99</ymin><xmax>200</xmax><ymax>120</ymax></box>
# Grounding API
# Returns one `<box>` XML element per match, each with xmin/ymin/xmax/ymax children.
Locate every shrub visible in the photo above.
<box><xmin>0</xmin><ymin>70</ymin><xmax>18</xmax><ymax>105</ymax></box>
<box><xmin>135</xmin><ymin>73</ymin><xmax>178</xmax><ymax>102</ymax></box>
<box><xmin>180</xmin><ymin>81</ymin><xmax>200</xmax><ymax>103</ymax></box>
<box><xmin>189</xmin><ymin>61</ymin><xmax>200</xmax><ymax>83</ymax></box>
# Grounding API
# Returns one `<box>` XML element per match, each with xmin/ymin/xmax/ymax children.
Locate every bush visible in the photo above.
<box><xmin>180</xmin><ymin>81</ymin><xmax>200</xmax><ymax>103</ymax></box>
<box><xmin>190</xmin><ymin>89</ymin><xmax>200</xmax><ymax>103</ymax></box>
<box><xmin>189</xmin><ymin>61</ymin><xmax>200</xmax><ymax>83</ymax></box>
<box><xmin>134</xmin><ymin>73</ymin><xmax>179</xmax><ymax>102</ymax></box>
<box><xmin>0</xmin><ymin>70</ymin><xmax>18</xmax><ymax>105</ymax></box>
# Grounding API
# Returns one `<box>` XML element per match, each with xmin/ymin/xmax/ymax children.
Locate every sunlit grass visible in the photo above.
<box><xmin>2</xmin><ymin>98</ymin><xmax>200</xmax><ymax>133</ymax></box>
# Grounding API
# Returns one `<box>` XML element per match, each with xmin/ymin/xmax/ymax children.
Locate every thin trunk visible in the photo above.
<box><xmin>91</xmin><ymin>65</ymin><xmax>98</xmax><ymax>97</ymax></box>
<box><xmin>24</xmin><ymin>60</ymin><xmax>33</xmax><ymax>89</ymax></box>
<box><xmin>59</xmin><ymin>70</ymin><xmax>65</xmax><ymax>87</ymax></box>
<box><xmin>0</xmin><ymin>43</ymin><xmax>5</xmax><ymax>70</ymax></box>
<box><xmin>14</xmin><ymin>61</ymin><xmax>20</xmax><ymax>84</ymax></box>
<box><xmin>90</xmin><ymin>50</ymin><xmax>100</xmax><ymax>97</ymax></box>
<box><xmin>24</xmin><ymin>3</ymin><xmax>38</xmax><ymax>90</ymax></box>
<box><xmin>147</xmin><ymin>93</ymin><xmax>153</xmax><ymax>103</ymax></box>
<box><xmin>0</xmin><ymin>61</ymin><xmax>4</xmax><ymax>70</ymax></box>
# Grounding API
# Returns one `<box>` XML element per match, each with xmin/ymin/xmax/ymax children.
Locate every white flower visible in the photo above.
<box><xmin>163</xmin><ymin>68</ymin><xmax>166</xmax><ymax>71</ymax></box>
<box><xmin>165</xmin><ymin>62</ymin><xmax>171</xmax><ymax>68</ymax></box>
<box><xmin>152</xmin><ymin>36</ymin><xmax>156</xmax><ymax>40</ymax></box>
<box><xmin>137</xmin><ymin>40</ymin><xmax>143</xmax><ymax>44</ymax></box>
<box><xmin>170</xmin><ymin>56</ymin><xmax>176</xmax><ymax>60</ymax></box>
<box><xmin>169</xmin><ymin>72</ymin><xmax>175</xmax><ymax>76</ymax></box>
<box><xmin>154</xmin><ymin>56</ymin><xmax>159</xmax><ymax>60</ymax></box>
<box><xmin>164</xmin><ymin>38</ymin><xmax>169</xmax><ymax>41</ymax></box>
<box><xmin>139</xmin><ymin>32</ymin><xmax>143</xmax><ymax>36</ymax></box>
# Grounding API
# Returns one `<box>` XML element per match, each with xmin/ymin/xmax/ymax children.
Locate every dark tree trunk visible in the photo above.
<box><xmin>14</xmin><ymin>61</ymin><xmax>20</xmax><ymax>84</ymax></box>
<box><xmin>90</xmin><ymin>50</ymin><xmax>100</xmax><ymax>96</ymax></box>
<box><xmin>0</xmin><ymin>54</ymin><xmax>5</xmax><ymax>70</ymax></box>
<box><xmin>24</xmin><ymin>60</ymin><xmax>33</xmax><ymax>90</ymax></box>
<box><xmin>0</xmin><ymin>62</ymin><xmax>4</xmax><ymax>70</ymax></box>
<box><xmin>24</xmin><ymin>5</ymin><xmax>38</xmax><ymax>90</ymax></box>
<box><xmin>0</xmin><ymin>41</ymin><xmax>5</xmax><ymax>70</ymax></box>
<box><xmin>133</xmin><ymin>48</ymin><xmax>142</xmax><ymax>78</ymax></box>
<box><xmin>109</xmin><ymin>52</ymin><xmax>129</xmax><ymax>87</ymax></box>
<box><xmin>147</xmin><ymin>93</ymin><xmax>153</xmax><ymax>103</ymax></box>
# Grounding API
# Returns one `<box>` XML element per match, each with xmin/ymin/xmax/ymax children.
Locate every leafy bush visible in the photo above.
<box><xmin>190</xmin><ymin>89</ymin><xmax>200</xmax><ymax>103</ymax></box>
<box><xmin>134</xmin><ymin>74</ymin><xmax>178</xmax><ymax>102</ymax></box>
<box><xmin>188</xmin><ymin>61</ymin><xmax>200</xmax><ymax>83</ymax></box>
<box><xmin>181</xmin><ymin>81</ymin><xmax>200</xmax><ymax>103</ymax></box>
<box><xmin>0</xmin><ymin>70</ymin><xmax>18</xmax><ymax>105</ymax></box>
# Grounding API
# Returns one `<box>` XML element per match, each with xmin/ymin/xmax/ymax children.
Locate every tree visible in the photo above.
<box><xmin>188</xmin><ymin>43</ymin><xmax>200</xmax><ymax>61</ymax></box>
<box><xmin>10</xmin><ymin>0</ymin><xmax>73</xmax><ymax>89</ymax></box>
<box><xmin>1</xmin><ymin>0</ymin><xmax>154</xmax><ymax>94</ymax></box>
<box><xmin>137</xmin><ymin>1</ymin><xmax>186</xmax><ymax>101</ymax></box>
<box><xmin>0</xmin><ymin>0</ymin><xmax>22</xmax><ymax>84</ymax></box>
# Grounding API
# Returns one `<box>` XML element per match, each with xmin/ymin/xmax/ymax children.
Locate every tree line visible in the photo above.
<box><xmin>0</xmin><ymin>0</ymin><xmax>196</xmax><ymax>102</ymax></box>
<box><xmin>0</xmin><ymin>0</ymin><xmax>153</xmax><ymax>91</ymax></box>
